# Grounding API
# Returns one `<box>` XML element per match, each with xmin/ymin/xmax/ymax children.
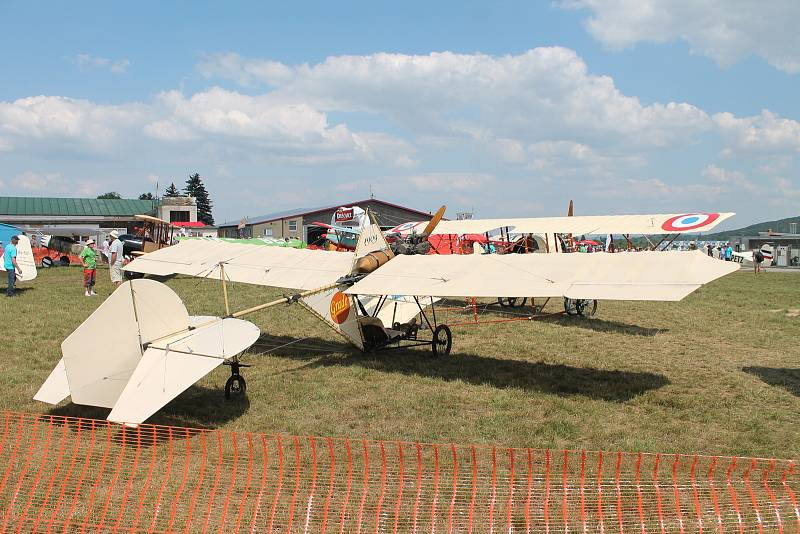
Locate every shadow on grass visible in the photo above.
<box><xmin>2</xmin><ymin>286</ymin><xmax>34</xmax><ymax>295</ymax></box>
<box><xmin>252</xmin><ymin>334</ymin><xmax>669</xmax><ymax>402</ymax></box>
<box><xmin>48</xmin><ymin>385</ymin><xmax>249</xmax><ymax>443</ymax></box>
<box><xmin>540</xmin><ymin>316</ymin><xmax>667</xmax><ymax>337</ymax></box>
<box><xmin>743</xmin><ymin>366</ymin><xmax>800</xmax><ymax>397</ymax></box>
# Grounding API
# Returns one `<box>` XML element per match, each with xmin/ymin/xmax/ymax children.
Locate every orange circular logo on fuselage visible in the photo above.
<box><xmin>329</xmin><ymin>291</ymin><xmax>351</xmax><ymax>324</ymax></box>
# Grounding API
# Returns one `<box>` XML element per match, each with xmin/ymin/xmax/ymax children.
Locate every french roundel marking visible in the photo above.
<box><xmin>661</xmin><ymin>213</ymin><xmax>720</xmax><ymax>232</ymax></box>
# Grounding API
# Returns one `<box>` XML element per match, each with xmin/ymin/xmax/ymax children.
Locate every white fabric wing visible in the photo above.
<box><xmin>429</xmin><ymin>213</ymin><xmax>735</xmax><ymax>236</ymax></box>
<box><xmin>124</xmin><ymin>239</ymin><xmax>354</xmax><ymax>290</ymax></box>
<box><xmin>345</xmin><ymin>251</ymin><xmax>739</xmax><ymax>301</ymax></box>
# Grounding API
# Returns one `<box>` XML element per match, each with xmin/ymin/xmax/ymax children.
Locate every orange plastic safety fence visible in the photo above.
<box><xmin>0</xmin><ymin>411</ymin><xmax>797</xmax><ymax>532</ymax></box>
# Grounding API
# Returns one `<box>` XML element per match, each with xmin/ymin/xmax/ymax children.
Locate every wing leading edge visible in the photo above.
<box><xmin>124</xmin><ymin>239</ymin><xmax>355</xmax><ymax>290</ymax></box>
<box><xmin>428</xmin><ymin>212</ymin><xmax>735</xmax><ymax>236</ymax></box>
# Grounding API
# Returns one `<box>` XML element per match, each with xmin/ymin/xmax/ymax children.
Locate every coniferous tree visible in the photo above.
<box><xmin>184</xmin><ymin>173</ymin><xmax>214</xmax><ymax>225</ymax></box>
<box><xmin>164</xmin><ymin>182</ymin><xmax>180</xmax><ymax>197</ymax></box>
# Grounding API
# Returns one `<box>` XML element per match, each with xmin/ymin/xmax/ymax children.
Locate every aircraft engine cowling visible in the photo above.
<box><xmin>393</xmin><ymin>241</ymin><xmax>431</xmax><ymax>256</ymax></box>
<box><xmin>354</xmin><ymin>250</ymin><xmax>393</xmax><ymax>273</ymax></box>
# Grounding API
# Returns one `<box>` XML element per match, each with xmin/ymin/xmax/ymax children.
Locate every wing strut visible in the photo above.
<box><xmin>231</xmin><ymin>282</ymin><xmax>341</xmax><ymax>319</ymax></box>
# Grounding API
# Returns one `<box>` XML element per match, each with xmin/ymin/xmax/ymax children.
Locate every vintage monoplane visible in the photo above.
<box><xmin>34</xmin><ymin>210</ymin><xmax>738</xmax><ymax>425</ymax></box>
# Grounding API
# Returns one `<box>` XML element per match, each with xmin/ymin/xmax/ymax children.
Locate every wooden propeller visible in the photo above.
<box><xmin>420</xmin><ymin>205</ymin><xmax>447</xmax><ymax>237</ymax></box>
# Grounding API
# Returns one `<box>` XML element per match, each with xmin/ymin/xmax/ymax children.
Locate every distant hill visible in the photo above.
<box><xmin>678</xmin><ymin>215</ymin><xmax>800</xmax><ymax>241</ymax></box>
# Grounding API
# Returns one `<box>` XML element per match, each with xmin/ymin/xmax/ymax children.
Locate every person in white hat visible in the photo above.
<box><xmin>108</xmin><ymin>230</ymin><xmax>125</xmax><ymax>286</ymax></box>
<box><xmin>79</xmin><ymin>239</ymin><xmax>98</xmax><ymax>296</ymax></box>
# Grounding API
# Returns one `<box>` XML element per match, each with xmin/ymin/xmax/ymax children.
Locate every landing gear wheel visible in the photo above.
<box><xmin>431</xmin><ymin>324</ymin><xmax>452</xmax><ymax>357</ymax></box>
<box><xmin>564</xmin><ymin>298</ymin><xmax>579</xmax><ymax>316</ymax></box>
<box><xmin>224</xmin><ymin>374</ymin><xmax>246</xmax><ymax>399</ymax></box>
<box><xmin>576</xmin><ymin>299</ymin><xmax>598</xmax><ymax>318</ymax></box>
<box><xmin>42</xmin><ymin>256</ymin><xmax>53</xmax><ymax>268</ymax></box>
<box><xmin>59</xmin><ymin>256</ymin><xmax>70</xmax><ymax>267</ymax></box>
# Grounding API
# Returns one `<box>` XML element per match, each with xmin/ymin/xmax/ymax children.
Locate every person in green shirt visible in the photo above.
<box><xmin>80</xmin><ymin>239</ymin><xmax>98</xmax><ymax>297</ymax></box>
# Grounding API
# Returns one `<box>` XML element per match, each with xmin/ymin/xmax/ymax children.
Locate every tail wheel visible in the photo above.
<box><xmin>431</xmin><ymin>324</ymin><xmax>452</xmax><ymax>357</ymax></box>
<box><xmin>224</xmin><ymin>375</ymin><xmax>246</xmax><ymax>399</ymax></box>
<box><xmin>576</xmin><ymin>299</ymin><xmax>598</xmax><ymax>318</ymax></box>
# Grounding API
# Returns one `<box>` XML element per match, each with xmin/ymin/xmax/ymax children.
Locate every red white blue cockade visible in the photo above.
<box><xmin>661</xmin><ymin>213</ymin><xmax>720</xmax><ymax>232</ymax></box>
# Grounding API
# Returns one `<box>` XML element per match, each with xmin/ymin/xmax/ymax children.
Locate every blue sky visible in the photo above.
<box><xmin>1</xmin><ymin>1</ymin><xmax>799</xmax><ymax>228</ymax></box>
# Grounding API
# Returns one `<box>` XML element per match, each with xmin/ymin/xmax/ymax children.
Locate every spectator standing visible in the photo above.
<box><xmin>109</xmin><ymin>230</ymin><xmax>125</xmax><ymax>287</ymax></box>
<box><xmin>725</xmin><ymin>243</ymin><xmax>733</xmax><ymax>261</ymax></box>
<box><xmin>3</xmin><ymin>235</ymin><xmax>21</xmax><ymax>297</ymax></box>
<box><xmin>80</xmin><ymin>239</ymin><xmax>98</xmax><ymax>296</ymax></box>
<box><xmin>754</xmin><ymin>248</ymin><xmax>764</xmax><ymax>274</ymax></box>
<box><xmin>100</xmin><ymin>236</ymin><xmax>111</xmax><ymax>264</ymax></box>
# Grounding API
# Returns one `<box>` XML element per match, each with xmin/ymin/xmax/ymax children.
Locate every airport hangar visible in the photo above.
<box><xmin>0</xmin><ymin>195</ymin><xmax>215</xmax><ymax>241</ymax></box>
<box><xmin>216</xmin><ymin>198</ymin><xmax>438</xmax><ymax>242</ymax></box>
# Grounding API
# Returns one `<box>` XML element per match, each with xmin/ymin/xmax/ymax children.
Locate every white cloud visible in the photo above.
<box><xmin>198</xmin><ymin>53</ymin><xmax>294</xmax><ymax>87</ymax></box>
<box><xmin>0</xmin><ymin>95</ymin><xmax>146</xmax><ymax>152</ymax></box>
<box><xmin>526</xmin><ymin>140</ymin><xmax>646</xmax><ymax>176</ymax></box>
<box><xmin>714</xmin><ymin>110</ymin><xmax>800</xmax><ymax>155</ymax></box>
<box><xmin>775</xmin><ymin>177</ymin><xmax>800</xmax><ymax>199</ymax></box>
<box><xmin>76</xmin><ymin>54</ymin><xmax>131</xmax><ymax>74</ymax></box>
<box><xmin>702</xmin><ymin>164</ymin><xmax>756</xmax><ymax>192</ymax></box>
<box><xmin>13</xmin><ymin>171</ymin><xmax>97</xmax><ymax>196</ymax></box>
<box><xmin>198</xmin><ymin>48</ymin><xmax>713</xmax><ymax>148</ymax></box>
<box><xmin>593</xmin><ymin>177</ymin><xmax>724</xmax><ymax>199</ymax></box>
<box><xmin>142</xmin><ymin>88</ymin><xmax>415</xmax><ymax>165</ymax></box>
<box><xmin>334</xmin><ymin>172</ymin><xmax>494</xmax><ymax>196</ymax></box>
<box><xmin>557</xmin><ymin>0</ymin><xmax>800</xmax><ymax>73</ymax></box>
<box><xmin>407</xmin><ymin>173</ymin><xmax>494</xmax><ymax>191</ymax></box>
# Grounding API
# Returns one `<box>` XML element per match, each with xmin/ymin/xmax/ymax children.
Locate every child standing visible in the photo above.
<box><xmin>80</xmin><ymin>239</ymin><xmax>98</xmax><ymax>296</ymax></box>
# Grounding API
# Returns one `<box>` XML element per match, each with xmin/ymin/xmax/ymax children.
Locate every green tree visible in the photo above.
<box><xmin>164</xmin><ymin>182</ymin><xmax>180</xmax><ymax>197</ymax></box>
<box><xmin>138</xmin><ymin>192</ymin><xmax>155</xmax><ymax>200</ymax></box>
<box><xmin>184</xmin><ymin>173</ymin><xmax>214</xmax><ymax>225</ymax></box>
<box><xmin>97</xmin><ymin>192</ymin><xmax>122</xmax><ymax>199</ymax></box>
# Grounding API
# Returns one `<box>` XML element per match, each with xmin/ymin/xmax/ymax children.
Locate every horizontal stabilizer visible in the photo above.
<box><xmin>108</xmin><ymin>317</ymin><xmax>260</xmax><ymax>425</ymax></box>
<box><xmin>33</xmin><ymin>358</ymin><xmax>70</xmax><ymax>405</ymax></box>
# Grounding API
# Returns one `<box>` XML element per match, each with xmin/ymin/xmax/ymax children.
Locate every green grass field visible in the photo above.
<box><xmin>2</xmin><ymin>266</ymin><xmax>798</xmax><ymax>459</ymax></box>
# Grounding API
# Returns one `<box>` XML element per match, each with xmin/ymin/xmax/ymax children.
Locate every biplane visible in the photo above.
<box><xmin>34</xmin><ymin>210</ymin><xmax>738</xmax><ymax>425</ymax></box>
<box><xmin>123</xmin><ymin>214</ymin><xmax>177</xmax><ymax>256</ymax></box>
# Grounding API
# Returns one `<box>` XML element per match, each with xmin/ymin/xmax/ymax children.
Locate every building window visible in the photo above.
<box><xmin>288</xmin><ymin>220</ymin><xmax>297</xmax><ymax>232</ymax></box>
<box><xmin>170</xmin><ymin>210</ymin><xmax>190</xmax><ymax>222</ymax></box>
